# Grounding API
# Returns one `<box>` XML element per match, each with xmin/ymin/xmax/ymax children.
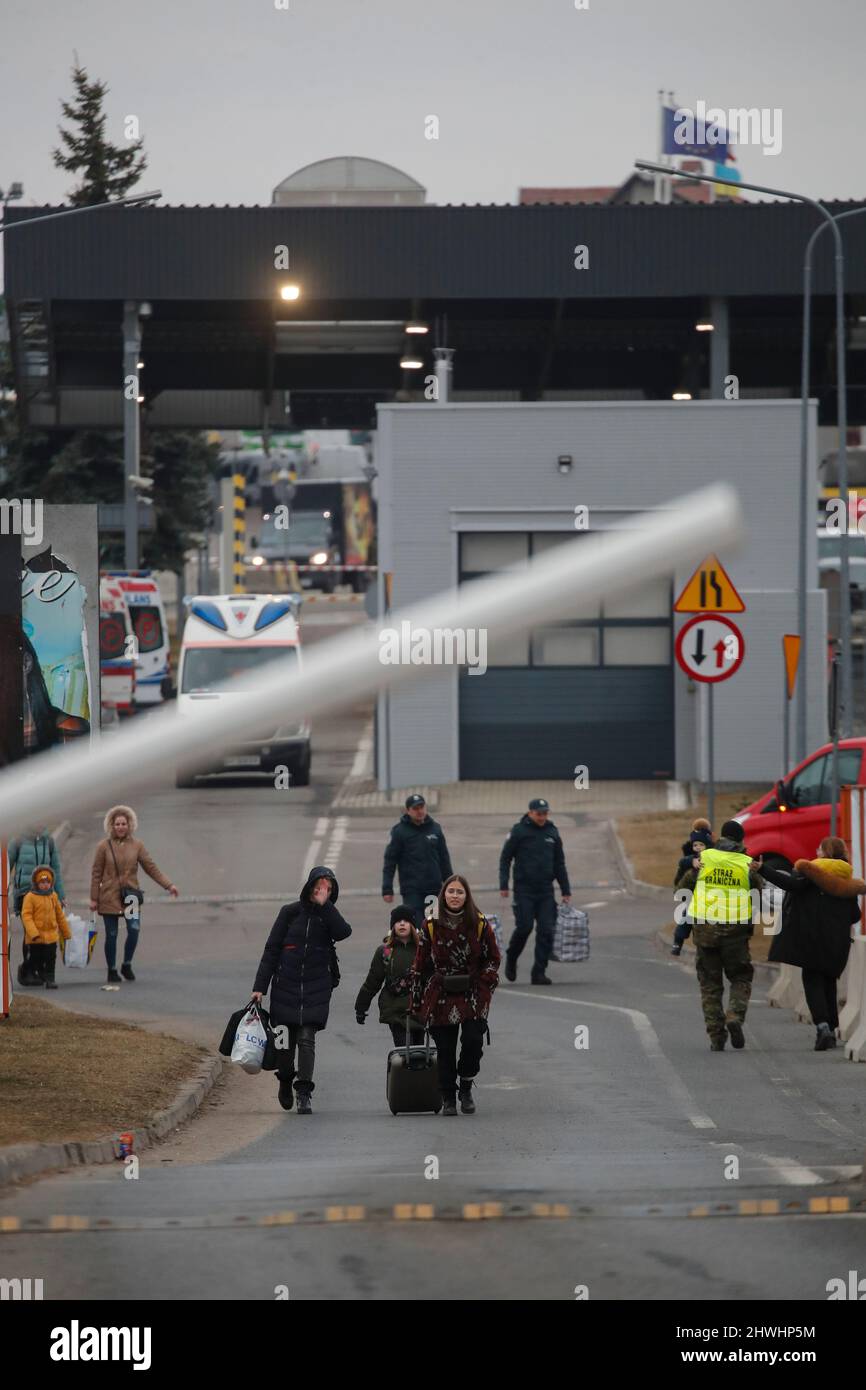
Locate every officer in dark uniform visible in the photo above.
<box><xmin>499</xmin><ymin>797</ymin><xmax>571</xmax><ymax>985</ymax></box>
<box><xmin>382</xmin><ymin>794</ymin><xmax>453</xmax><ymax>920</ymax></box>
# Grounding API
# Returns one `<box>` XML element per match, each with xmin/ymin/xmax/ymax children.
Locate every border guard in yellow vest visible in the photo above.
<box><xmin>679</xmin><ymin>819</ymin><xmax>763</xmax><ymax>1050</ymax></box>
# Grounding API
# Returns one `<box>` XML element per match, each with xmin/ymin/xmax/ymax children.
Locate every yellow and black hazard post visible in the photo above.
<box><xmin>232</xmin><ymin>472</ymin><xmax>246</xmax><ymax>594</ymax></box>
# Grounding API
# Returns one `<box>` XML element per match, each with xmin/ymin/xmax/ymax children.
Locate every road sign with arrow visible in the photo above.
<box><xmin>675</xmin><ymin>614</ymin><xmax>745</xmax><ymax>684</ymax></box>
<box><xmin>674</xmin><ymin>554</ymin><xmax>745</xmax><ymax>613</ymax></box>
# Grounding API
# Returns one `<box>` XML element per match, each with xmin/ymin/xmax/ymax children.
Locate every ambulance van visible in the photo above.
<box><xmin>100</xmin><ymin>572</ymin><xmax>172</xmax><ymax>707</ymax></box>
<box><xmin>175</xmin><ymin>593</ymin><xmax>311</xmax><ymax>787</ymax></box>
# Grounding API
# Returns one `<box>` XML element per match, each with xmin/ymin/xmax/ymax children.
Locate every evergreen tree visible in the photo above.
<box><xmin>52</xmin><ymin>63</ymin><xmax>146</xmax><ymax>206</ymax></box>
<box><xmin>142</xmin><ymin>431</ymin><xmax>220</xmax><ymax>573</ymax></box>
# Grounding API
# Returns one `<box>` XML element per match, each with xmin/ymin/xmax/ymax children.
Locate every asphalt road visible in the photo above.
<box><xmin>1</xmin><ymin>606</ymin><xmax>864</xmax><ymax>1301</ymax></box>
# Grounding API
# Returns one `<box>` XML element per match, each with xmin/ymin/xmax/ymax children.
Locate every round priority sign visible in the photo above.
<box><xmin>675</xmin><ymin>614</ymin><xmax>745</xmax><ymax>684</ymax></box>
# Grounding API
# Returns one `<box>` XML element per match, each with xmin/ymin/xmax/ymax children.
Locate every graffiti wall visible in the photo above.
<box><xmin>19</xmin><ymin>505</ymin><xmax>99</xmax><ymax>754</ymax></box>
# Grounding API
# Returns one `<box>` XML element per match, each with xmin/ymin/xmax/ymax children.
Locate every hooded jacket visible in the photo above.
<box><xmin>381</xmin><ymin>814</ymin><xmax>453</xmax><ymax>901</ymax></box>
<box><xmin>355</xmin><ymin>933</ymin><xmax>419</xmax><ymax>1025</ymax></box>
<box><xmin>499</xmin><ymin>815</ymin><xmax>571</xmax><ymax>896</ymax></box>
<box><xmin>8</xmin><ymin>831</ymin><xmax>64</xmax><ymax>909</ymax></box>
<box><xmin>253</xmin><ymin>866</ymin><xmax>352</xmax><ymax>1030</ymax></box>
<box><xmin>21</xmin><ymin>867</ymin><xmax>71</xmax><ymax>946</ymax></box>
<box><xmin>762</xmin><ymin>857</ymin><xmax>864</xmax><ymax>978</ymax></box>
<box><xmin>90</xmin><ymin>806</ymin><xmax>172</xmax><ymax>915</ymax></box>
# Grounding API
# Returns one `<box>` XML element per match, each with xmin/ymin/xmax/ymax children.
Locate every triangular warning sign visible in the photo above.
<box><xmin>783</xmin><ymin>634</ymin><xmax>801</xmax><ymax>700</ymax></box>
<box><xmin>674</xmin><ymin>554</ymin><xmax>745</xmax><ymax>613</ymax></box>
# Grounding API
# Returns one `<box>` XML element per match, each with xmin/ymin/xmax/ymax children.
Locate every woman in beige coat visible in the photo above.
<box><xmin>90</xmin><ymin>805</ymin><xmax>179</xmax><ymax>984</ymax></box>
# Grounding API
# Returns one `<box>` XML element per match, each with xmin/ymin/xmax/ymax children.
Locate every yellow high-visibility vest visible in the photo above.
<box><xmin>687</xmin><ymin>848</ymin><xmax>752</xmax><ymax>924</ymax></box>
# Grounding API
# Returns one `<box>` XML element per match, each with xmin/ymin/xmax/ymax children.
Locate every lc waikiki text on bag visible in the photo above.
<box><xmin>230</xmin><ymin>1003</ymin><xmax>269</xmax><ymax>1073</ymax></box>
<box><xmin>551</xmin><ymin>903</ymin><xmax>590</xmax><ymax>963</ymax></box>
<box><xmin>61</xmin><ymin>914</ymin><xmax>99</xmax><ymax>969</ymax></box>
<box><xmin>219</xmin><ymin>1001</ymin><xmax>278</xmax><ymax>1072</ymax></box>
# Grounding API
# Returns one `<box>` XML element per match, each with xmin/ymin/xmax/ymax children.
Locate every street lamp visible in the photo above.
<box><xmin>636</xmin><ymin>159</ymin><xmax>855</xmax><ymax>747</ymax></box>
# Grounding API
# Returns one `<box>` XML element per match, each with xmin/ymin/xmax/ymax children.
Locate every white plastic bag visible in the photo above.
<box><xmin>62</xmin><ymin>913</ymin><xmax>97</xmax><ymax>969</ymax></box>
<box><xmin>230</xmin><ymin>1004</ymin><xmax>268</xmax><ymax>1074</ymax></box>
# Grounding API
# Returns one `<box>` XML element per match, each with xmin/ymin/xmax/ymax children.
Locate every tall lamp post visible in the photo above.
<box><xmin>636</xmin><ymin>160</ymin><xmax>854</xmax><ymax>748</ymax></box>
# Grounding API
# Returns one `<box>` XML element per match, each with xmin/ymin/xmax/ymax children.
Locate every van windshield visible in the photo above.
<box><xmin>181</xmin><ymin>645</ymin><xmax>298</xmax><ymax>692</ymax></box>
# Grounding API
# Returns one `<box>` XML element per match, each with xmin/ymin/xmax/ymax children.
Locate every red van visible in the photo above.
<box><xmin>735</xmin><ymin>739</ymin><xmax>866</xmax><ymax>872</ymax></box>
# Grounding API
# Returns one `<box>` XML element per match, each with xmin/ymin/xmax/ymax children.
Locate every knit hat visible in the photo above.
<box><xmin>720</xmin><ymin>819</ymin><xmax>745</xmax><ymax>843</ymax></box>
<box><xmin>390</xmin><ymin>904</ymin><xmax>418</xmax><ymax>930</ymax></box>
<box><xmin>690</xmin><ymin>828</ymin><xmax>714</xmax><ymax>849</ymax></box>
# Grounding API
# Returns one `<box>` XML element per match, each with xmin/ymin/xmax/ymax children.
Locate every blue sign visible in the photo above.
<box><xmin>663</xmin><ymin>105</ymin><xmax>729</xmax><ymax>163</ymax></box>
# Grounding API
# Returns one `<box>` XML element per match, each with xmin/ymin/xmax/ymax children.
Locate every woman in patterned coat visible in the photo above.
<box><xmin>409</xmin><ymin>873</ymin><xmax>500</xmax><ymax>1116</ymax></box>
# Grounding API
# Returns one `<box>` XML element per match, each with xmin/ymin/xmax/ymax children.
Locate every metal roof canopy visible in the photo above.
<box><xmin>5</xmin><ymin>200</ymin><xmax>866</xmax><ymax>430</ymax></box>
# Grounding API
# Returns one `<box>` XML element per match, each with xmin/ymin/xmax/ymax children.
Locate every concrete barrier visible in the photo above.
<box><xmin>841</xmin><ymin>937</ymin><xmax>866</xmax><ymax>1047</ymax></box>
<box><xmin>767</xmin><ymin>963</ymin><xmax>809</xmax><ymax>1014</ymax></box>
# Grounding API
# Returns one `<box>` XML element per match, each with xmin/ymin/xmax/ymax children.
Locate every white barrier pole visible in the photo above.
<box><xmin>0</xmin><ymin>484</ymin><xmax>742</xmax><ymax>842</ymax></box>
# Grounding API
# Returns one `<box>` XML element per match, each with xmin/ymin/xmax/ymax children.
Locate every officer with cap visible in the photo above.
<box><xmin>499</xmin><ymin>797</ymin><xmax>571</xmax><ymax>985</ymax></box>
<box><xmin>382</xmin><ymin>793</ymin><xmax>453</xmax><ymax>920</ymax></box>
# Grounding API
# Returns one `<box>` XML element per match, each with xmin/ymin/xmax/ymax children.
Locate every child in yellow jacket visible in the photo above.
<box><xmin>21</xmin><ymin>866</ymin><xmax>70</xmax><ymax>990</ymax></box>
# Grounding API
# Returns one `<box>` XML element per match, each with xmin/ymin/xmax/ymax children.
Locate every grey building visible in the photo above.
<box><xmin>375</xmin><ymin>399</ymin><xmax>827</xmax><ymax>786</ymax></box>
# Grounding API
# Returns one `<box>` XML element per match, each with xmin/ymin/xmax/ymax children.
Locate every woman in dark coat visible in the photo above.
<box><xmin>409</xmin><ymin>873</ymin><xmax>500</xmax><ymax>1115</ymax></box>
<box><xmin>760</xmin><ymin>837</ymin><xmax>865</xmax><ymax>1050</ymax></box>
<box><xmin>252</xmin><ymin>865</ymin><xmax>351</xmax><ymax>1114</ymax></box>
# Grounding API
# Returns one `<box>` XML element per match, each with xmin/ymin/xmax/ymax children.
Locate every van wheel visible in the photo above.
<box><xmin>175</xmin><ymin>770</ymin><xmax>198</xmax><ymax>789</ymax></box>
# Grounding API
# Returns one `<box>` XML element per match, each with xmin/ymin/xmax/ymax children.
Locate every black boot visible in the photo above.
<box><xmin>458</xmin><ymin>1079</ymin><xmax>476</xmax><ymax>1114</ymax></box>
<box><xmin>531</xmin><ymin>971</ymin><xmax>552</xmax><ymax>986</ymax></box>
<box><xmin>504</xmin><ymin>954</ymin><xmax>517</xmax><ymax>983</ymax></box>
<box><xmin>45</xmin><ymin>977</ymin><xmax>58</xmax><ymax>990</ymax></box>
<box><xmin>295</xmin><ymin>1081</ymin><xmax>314</xmax><ymax>1115</ymax></box>
<box><xmin>815</xmin><ymin>1023</ymin><xmax>837</xmax><ymax>1051</ymax></box>
<box><xmin>277</xmin><ymin>1072</ymin><xmax>296</xmax><ymax>1110</ymax></box>
<box><xmin>727</xmin><ymin>1020</ymin><xmax>745</xmax><ymax>1050</ymax></box>
<box><xmin>121</xmin><ymin>963</ymin><xmax>136</xmax><ymax>981</ymax></box>
<box><xmin>107</xmin><ymin>969</ymin><xmax>122</xmax><ymax>984</ymax></box>
<box><xmin>710</xmin><ymin>1034</ymin><xmax>726</xmax><ymax>1051</ymax></box>
<box><xmin>441</xmin><ymin>1091</ymin><xmax>458</xmax><ymax>1116</ymax></box>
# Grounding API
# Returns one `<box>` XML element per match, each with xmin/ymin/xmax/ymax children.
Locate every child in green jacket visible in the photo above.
<box><xmin>355</xmin><ymin>905</ymin><xmax>424</xmax><ymax>1046</ymax></box>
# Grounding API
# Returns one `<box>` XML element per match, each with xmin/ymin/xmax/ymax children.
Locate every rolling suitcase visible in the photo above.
<box><xmin>386</xmin><ymin>1030</ymin><xmax>442</xmax><ymax>1115</ymax></box>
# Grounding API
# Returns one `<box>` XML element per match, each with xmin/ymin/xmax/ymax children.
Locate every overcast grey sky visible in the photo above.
<box><xmin>2</xmin><ymin>0</ymin><xmax>865</xmax><ymax>208</ymax></box>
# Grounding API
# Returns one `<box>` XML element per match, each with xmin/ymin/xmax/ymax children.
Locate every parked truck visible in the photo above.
<box><xmin>258</xmin><ymin>478</ymin><xmax>375</xmax><ymax>593</ymax></box>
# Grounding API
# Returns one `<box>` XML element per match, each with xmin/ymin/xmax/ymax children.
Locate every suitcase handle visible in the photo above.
<box><xmin>405</xmin><ymin>1017</ymin><xmax>431</xmax><ymax>1064</ymax></box>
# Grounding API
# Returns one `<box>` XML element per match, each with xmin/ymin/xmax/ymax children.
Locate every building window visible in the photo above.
<box><xmin>458</xmin><ymin>532</ymin><xmax>671</xmax><ymax>669</ymax></box>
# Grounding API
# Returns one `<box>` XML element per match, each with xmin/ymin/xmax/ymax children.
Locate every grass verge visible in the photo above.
<box><xmin>0</xmin><ymin>996</ymin><xmax>207</xmax><ymax>1148</ymax></box>
<box><xmin>616</xmin><ymin>785</ymin><xmax>766</xmax><ymax>889</ymax></box>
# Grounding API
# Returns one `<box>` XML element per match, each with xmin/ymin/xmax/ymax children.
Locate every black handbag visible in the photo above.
<box><xmin>442</xmin><ymin>973</ymin><xmax>471</xmax><ymax>992</ymax></box>
<box><xmin>108</xmin><ymin>841</ymin><xmax>144</xmax><ymax>908</ymax></box>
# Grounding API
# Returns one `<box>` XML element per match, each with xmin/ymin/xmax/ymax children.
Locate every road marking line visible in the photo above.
<box><xmin>504</xmin><ymin>989</ymin><xmax>716</xmax><ymax>1131</ymax></box>
<box><xmin>753</xmin><ymin>1153</ymin><xmax>824</xmax><ymax>1187</ymax></box>
<box><xmin>323</xmin><ymin>815</ymin><xmax>349</xmax><ymax>869</ymax></box>
<box><xmin>332</xmin><ymin>719</ymin><xmax>374</xmax><ymax>807</ymax></box>
<box><xmin>301</xmin><ymin>816</ymin><xmax>330</xmax><ymax>880</ymax></box>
